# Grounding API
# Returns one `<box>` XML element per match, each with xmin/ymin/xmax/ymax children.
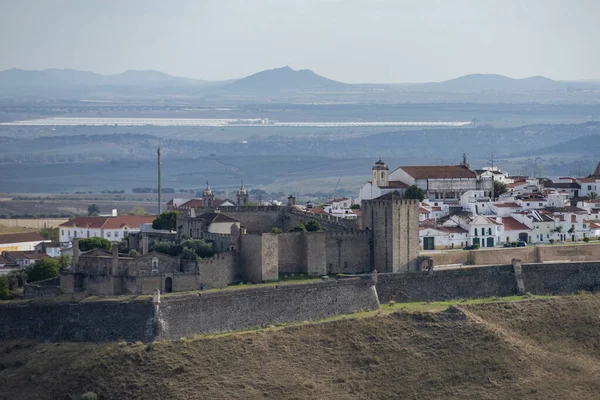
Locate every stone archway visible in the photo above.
<box><xmin>165</xmin><ymin>277</ymin><xmax>173</xmax><ymax>293</ymax></box>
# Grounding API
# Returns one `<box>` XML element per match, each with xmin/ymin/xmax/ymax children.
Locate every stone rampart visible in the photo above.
<box><xmin>325</xmin><ymin>231</ymin><xmax>371</xmax><ymax>274</ymax></box>
<box><xmin>0</xmin><ymin>278</ymin><xmax>379</xmax><ymax>342</ymax></box>
<box><xmin>157</xmin><ymin>277</ymin><xmax>379</xmax><ymax>339</ymax></box>
<box><xmin>23</xmin><ymin>277</ymin><xmax>61</xmax><ymax>298</ymax></box>
<box><xmin>428</xmin><ymin>243</ymin><xmax>600</xmax><ymax>267</ymax></box>
<box><xmin>0</xmin><ymin>300</ymin><xmax>155</xmax><ymax>342</ymax></box>
<box><xmin>375</xmin><ymin>261</ymin><xmax>600</xmax><ymax>303</ymax></box>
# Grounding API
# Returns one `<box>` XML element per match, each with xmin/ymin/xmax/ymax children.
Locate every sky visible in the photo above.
<box><xmin>1</xmin><ymin>0</ymin><xmax>599</xmax><ymax>83</ymax></box>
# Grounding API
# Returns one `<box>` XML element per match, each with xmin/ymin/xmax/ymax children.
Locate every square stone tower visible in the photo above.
<box><xmin>361</xmin><ymin>193</ymin><xmax>419</xmax><ymax>273</ymax></box>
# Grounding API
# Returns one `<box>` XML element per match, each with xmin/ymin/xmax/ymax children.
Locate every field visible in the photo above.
<box><xmin>1</xmin><ymin>295</ymin><xmax>599</xmax><ymax>399</ymax></box>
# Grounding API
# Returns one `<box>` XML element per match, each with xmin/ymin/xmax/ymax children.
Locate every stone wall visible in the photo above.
<box><xmin>212</xmin><ymin>208</ymin><xmax>284</xmax><ymax>233</ymax></box>
<box><xmin>325</xmin><ymin>231</ymin><xmax>371</xmax><ymax>274</ymax></box>
<box><xmin>0</xmin><ymin>300</ymin><xmax>155</xmax><ymax>342</ymax></box>
<box><xmin>375</xmin><ymin>261</ymin><xmax>600</xmax><ymax>303</ymax></box>
<box><xmin>0</xmin><ymin>278</ymin><xmax>379</xmax><ymax>342</ymax></box>
<box><xmin>23</xmin><ymin>277</ymin><xmax>60</xmax><ymax>298</ymax></box>
<box><xmin>428</xmin><ymin>243</ymin><xmax>600</xmax><ymax>267</ymax></box>
<box><xmin>277</xmin><ymin>232</ymin><xmax>306</xmax><ymax>273</ymax></box>
<box><xmin>156</xmin><ymin>278</ymin><xmax>379</xmax><ymax>339</ymax></box>
<box><xmin>240</xmin><ymin>234</ymin><xmax>279</xmax><ymax>282</ymax></box>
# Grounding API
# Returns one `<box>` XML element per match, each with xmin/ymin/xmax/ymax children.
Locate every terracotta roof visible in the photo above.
<box><xmin>398</xmin><ymin>165</ymin><xmax>477</xmax><ymax>180</ymax></box>
<box><xmin>579</xmin><ymin>177</ymin><xmax>598</xmax><ymax>183</ymax></box>
<box><xmin>351</xmin><ymin>209</ymin><xmax>362</xmax><ymax>217</ymax></box>
<box><xmin>419</xmin><ymin>207</ymin><xmax>430</xmax><ymax>214</ymax></box>
<box><xmin>194</xmin><ymin>212</ymin><xmax>240</xmax><ymax>224</ymax></box>
<box><xmin>381</xmin><ymin>181</ymin><xmax>408</xmax><ymax>189</ymax></box>
<box><xmin>501</xmin><ymin>217</ymin><xmax>530</xmax><ymax>231</ymax></box>
<box><xmin>0</xmin><ymin>232</ymin><xmax>46</xmax><ymax>245</ymax></box>
<box><xmin>331</xmin><ymin>198</ymin><xmax>349</xmax><ymax>202</ymax></box>
<box><xmin>60</xmin><ymin>216</ymin><xmax>156</xmax><ymax>230</ymax></box>
<box><xmin>3</xmin><ymin>251</ymin><xmax>49</xmax><ymax>260</ymax></box>
<box><xmin>179</xmin><ymin>198</ymin><xmax>203</xmax><ymax>208</ymax></box>
<box><xmin>493</xmin><ymin>202</ymin><xmax>521</xmax><ymax>208</ymax></box>
<box><xmin>590</xmin><ymin>222</ymin><xmax>600</xmax><ymax>229</ymax></box>
<box><xmin>431</xmin><ymin>206</ymin><xmax>442</xmax><ymax>212</ymax></box>
<box><xmin>0</xmin><ymin>255</ymin><xmax>17</xmax><ymax>265</ymax></box>
<box><xmin>309</xmin><ymin>207</ymin><xmax>329</xmax><ymax>216</ymax></box>
<box><xmin>546</xmin><ymin>182</ymin><xmax>581</xmax><ymax>189</ymax></box>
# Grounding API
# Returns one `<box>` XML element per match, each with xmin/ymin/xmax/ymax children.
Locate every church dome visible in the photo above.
<box><xmin>203</xmin><ymin>181</ymin><xmax>213</xmax><ymax>197</ymax></box>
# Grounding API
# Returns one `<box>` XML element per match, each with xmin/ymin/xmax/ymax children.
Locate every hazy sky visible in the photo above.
<box><xmin>1</xmin><ymin>0</ymin><xmax>599</xmax><ymax>83</ymax></box>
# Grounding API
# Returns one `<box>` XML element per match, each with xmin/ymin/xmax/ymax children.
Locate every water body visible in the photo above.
<box><xmin>0</xmin><ymin>117</ymin><xmax>471</xmax><ymax>128</ymax></box>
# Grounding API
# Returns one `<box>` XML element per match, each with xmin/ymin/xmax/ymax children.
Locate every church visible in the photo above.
<box><xmin>357</xmin><ymin>156</ymin><xmax>493</xmax><ymax>203</ymax></box>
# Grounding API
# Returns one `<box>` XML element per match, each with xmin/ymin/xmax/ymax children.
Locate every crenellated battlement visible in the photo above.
<box><xmin>197</xmin><ymin>252</ymin><xmax>234</xmax><ymax>264</ymax></box>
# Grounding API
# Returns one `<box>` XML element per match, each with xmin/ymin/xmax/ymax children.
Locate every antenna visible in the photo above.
<box><xmin>157</xmin><ymin>147</ymin><xmax>162</xmax><ymax>214</ymax></box>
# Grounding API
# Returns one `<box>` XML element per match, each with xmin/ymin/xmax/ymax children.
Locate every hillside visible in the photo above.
<box><xmin>217</xmin><ymin>66</ymin><xmax>351</xmax><ymax>94</ymax></box>
<box><xmin>1</xmin><ymin>295</ymin><xmax>599</xmax><ymax>399</ymax></box>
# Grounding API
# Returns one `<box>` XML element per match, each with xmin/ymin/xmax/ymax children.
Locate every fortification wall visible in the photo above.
<box><xmin>427</xmin><ymin>243</ymin><xmax>600</xmax><ymax>267</ymax></box>
<box><xmin>23</xmin><ymin>277</ymin><xmax>60</xmax><ymax>298</ymax></box>
<box><xmin>277</xmin><ymin>232</ymin><xmax>306</xmax><ymax>273</ymax></box>
<box><xmin>240</xmin><ymin>234</ymin><xmax>278</xmax><ymax>282</ymax></box>
<box><xmin>0</xmin><ymin>278</ymin><xmax>379</xmax><ymax>342</ymax></box>
<box><xmin>375</xmin><ymin>261</ymin><xmax>600</xmax><ymax>303</ymax></box>
<box><xmin>215</xmin><ymin>209</ymin><xmax>283</xmax><ymax>233</ymax></box>
<box><xmin>0</xmin><ymin>300</ymin><xmax>155</xmax><ymax>342</ymax></box>
<box><xmin>157</xmin><ymin>278</ymin><xmax>379</xmax><ymax>339</ymax></box>
<box><xmin>282</xmin><ymin>210</ymin><xmax>357</xmax><ymax>232</ymax></box>
<box><xmin>325</xmin><ymin>231</ymin><xmax>371</xmax><ymax>274</ymax></box>
<box><xmin>198</xmin><ymin>252</ymin><xmax>237</xmax><ymax>288</ymax></box>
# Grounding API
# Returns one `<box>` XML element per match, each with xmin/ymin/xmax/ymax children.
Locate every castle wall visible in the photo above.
<box><xmin>277</xmin><ymin>232</ymin><xmax>306</xmax><ymax>273</ymax></box>
<box><xmin>325</xmin><ymin>231</ymin><xmax>371</xmax><ymax>274</ymax></box>
<box><xmin>375</xmin><ymin>261</ymin><xmax>600</xmax><ymax>303</ymax></box>
<box><xmin>198</xmin><ymin>253</ymin><xmax>237</xmax><ymax>288</ymax></box>
<box><xmin>305</xmin><ymin>232</ymin><xmax>327</xmax><ymax>276</ymax></box>
<box><xmin>240</xmin><ymin>234</ymin><xmax>278</xmax><ymax>282</ymax></box>
<box><xmin>0</xmin><ymin>300</ymin><xmax>156</xmax><ymax>342</ymax></box>
<box><xmin>157</xmin><ymin>278</ymin><xmax>379</xmax><ymax>339</ymax></box>
<box><xmin>213</xmin><ymin>208</ymin><xmax>283</xmax><ymax>233</ymax></box>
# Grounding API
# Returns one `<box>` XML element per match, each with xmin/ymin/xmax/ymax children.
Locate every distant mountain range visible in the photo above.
<box><xmin>0</xmin><ymin>66</ymin><xmax>598</xmax><ymax>101</ymax></box>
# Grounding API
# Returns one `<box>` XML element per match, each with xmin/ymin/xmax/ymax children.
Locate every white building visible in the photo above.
<box><xmin>0</xmin><ymin>232</ymin><xmax>47</xmax><ymax>252</ymax></box>
<box><xmin>59</xmin><ymin>216</ymin><xmax>157</xmax><ymax>244</ymax></box>
<box><xmin>420</xmin><ymin>224</ymin><xmax>469</xmax><ymax>250</ymax></box>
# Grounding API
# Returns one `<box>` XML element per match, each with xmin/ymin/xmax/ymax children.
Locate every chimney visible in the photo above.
<box><xmin>72</xmin><ymin>238</ymin><xmax>79</xmax><ymax>272</ymax></box>
<box><xmin>112</xmin><ymin>209</ymin><xmax>118</xmax><ymax>217</ymax></box>
<box><xmin>112</xmin><ymin>243</ymin><xmax>119</xmax><ymax>275</ymax></box>
<box><xmin>496</xmin><ymin>216</ymin><xmax>502</xmax><ymax>224</ymax></box>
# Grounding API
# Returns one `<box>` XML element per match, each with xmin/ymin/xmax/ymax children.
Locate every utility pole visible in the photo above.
<box><xmin>490</xmin><ymin>152</ymin><xmax>495</xmax><ymax>200</ymax></box>
<box><xmin>157</xmin><ymin>147</ymin><xmax>162</xmax><ymax>214</ymax></box>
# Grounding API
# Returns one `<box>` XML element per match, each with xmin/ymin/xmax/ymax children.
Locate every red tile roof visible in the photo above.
<box><xmin>0</xmin><ymin>232</ymin><xmax>46</xmax><ymax>245</ymax></box>
<box><xmin>501</xmin><ymin>217</ymin><xmax>530</xmax><ymax>231</ymax></box>
<box><xmin>419</xmin><ymin>207</ymin><xmax>430</xmax><ymax>214</ymax></box>
<box><xmin>399</xmin><ymin>165</ymin><xmax>476</xmax><ymax>180</ymax></box>
<box><xmin>381</xmin><ymin>181</ymin><xmax>408</xmax><ymax>189</ymax></box>
<box><xmin>493</xmin><ymin>202</ymin><xmax>521</xmax><ymax>208</ymax></box>
<box><xmin>60</xmin><ymin>216</ymin><xmax>156</xmax><ymax>230</ymax></box>
<box><xmin>179</xmin><ymin>199</ymin><xmax>203</xmax><ymax>208</ymax></box>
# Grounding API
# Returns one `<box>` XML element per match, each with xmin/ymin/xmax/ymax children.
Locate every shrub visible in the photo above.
<box><xmin>129</xmin><ymin>249</ymin><xmax>140</xmax><ymax>257</ymax></box>
<box><xmin>0</xmin><ymin>276</ymin><xmax>10</xmax><ymax>300</ymax></box>
<box><xmin>549</xmin><ymin>239</ymin><xmax>555</xmax><ymax>244</ymax></box>
<box><xmin>305</xmin><ymin>220</ymin><xmax>323</xmax><ymax>232</ymax></box>
<box><xmin>25</xmin><ymin>259</ymin><xmax>61</xmax><ymax>282</ymax></box>
<box><xmin>473</xmin><ymin>243</ymin><xmax>480</xmax><ymax>249</ymax></box>
<box><xmin>511</xmin><ymin>242</ymin><xmax>517</xmax><ymax>247</ymax></box>
<box><xmin>583</xmin><ymin>237</ymin><xmax>590</xmax><ymax>243</ymax></box>
<box><xmin>271</xmin><ymin>227</ymin><xmax>283</xmax><ymax>234</ymax></box>
<box><xmin>79</xmin><ymin>237</ymin><xmax>111</xmax><ymax>251</ymax></box>
<box><xmin>290</xmin><ymin>223</ymin><xmax>307</xmax><ymax>232</ymax></box>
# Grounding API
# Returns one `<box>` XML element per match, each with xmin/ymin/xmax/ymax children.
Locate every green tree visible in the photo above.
<box><xmin>403</xmin><ymin>185</ymin><xmax>425</xmax><ymax>201</ymax></box>
<box><xmin>350</xmin><ymin>204</ymin><xmax>361</xmax><ymax>210</ymax></box>
<box><xmin>40</xmin><ymin>227</ymin><xmax>59</xmax><ymax>242</ymax></box>
<box><xmin>589</xmin><ymin>192</ymin><xmax>598</xmax><ymax>200</ymax></box>
<box><xmin>79</xmin><ymin>237</ymin><xmax>112</xmax><ymax>251</ymax></box>
<box><xmin>290</xmin><ymin>223</ymin><xmax>307</xmax><ymax>232</ymax></box>
<box><xmin>87</xmin><ymin>204</ymin><xmax>100</xmax><ymax>216</ymax></box>
<box><xmin>271</xmin><ymin>227</ymin><xmax>283</xmax><ymax>234</ymax></box>
<box><xmin>57</xmin><ymin>255</ymin><xmax>71</xmax><ymax>269</ymax></box>
<box><xmin>0</xmin><ymin>276</ymin><xmax>10</xmax><ymax>300</ymax></box>
<box><xmin>127</xmin><ymin>206</ymin><xmax>148</xmax><ymax>216</ymax></box>
<box><xmin>26</xmin><ymin>259</ymin><xmax>61</xmax><ymax>282</ymax></box>
<box><xmin>152</xmin><ymin>211</ymin><xmax>181</xmax><ymax>231</ymax></box>
<box><xmin>305</xmin><ymin>219</ymin><xmax>324</xmax><ymax>232</ymax></box>
<box><xmin>493</xmin><ymin>181</ymin><xmax>508</xmax><ymax>197</ymax></box>
<box><xmin>129</xmin><ymin>249</ymin><xmax>140</xmax><ymax>257</ymax></box>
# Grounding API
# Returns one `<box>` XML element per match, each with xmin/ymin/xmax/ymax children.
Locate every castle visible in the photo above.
<box><xmin>60</xmin><ymin>184</ymin><xmax>420</xmax><ymax>296</ymax></box>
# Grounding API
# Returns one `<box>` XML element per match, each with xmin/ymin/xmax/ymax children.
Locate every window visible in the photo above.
<box><xmin>107</xmin><ymin>232</ymin><xmax>111</xmax><ymax>238</ymax></box>
<box><xmin>474</xmin><ymin>228</ymin><xmax>478</xmax><ymax>236</ymax></box>
<box><xmin>527</xmin><ymin>203</ymin><xmax>530</xmax><ymax>206</ymax></box>
<box><xmin>114</xmin><ymin>231</ymin><xmax>119</xmax><ymax>238</ymax></box>
<box><xmin>151</xmin><ymin>257</ymin><xmax>159</xmax><ymax>274</ymax></box>
<box><xmin>539</xmin><ymin>203</ymin><xmax>543</xmax><ymax>206</ymax></box>
<box><xmin>87</xmin><ymin>231</ymin><xmax>90</xmax><ymax>238</ymax></box>
<box><xmin>589</xmin><ymin>185</ymin><xmax>592</xmax><ymax>190</ymax></box>
<box><xmin>61</xmin><ymin>230</ymin><xmax>64</xmax><ymax>235</ymax></box>
<box><xmin>74</xmin><ymin>230</ymin><xmax>77</xmax><ymax>237</ymax></box>
<box><xmin>488</xmin><ymin>228</ymin><xmax>492</xmax><ymax>235</ymax></box>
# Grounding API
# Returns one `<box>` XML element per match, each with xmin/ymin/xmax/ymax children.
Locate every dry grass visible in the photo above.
<box><xmin>0</xmin><ymin>225</ymin><xmax>39</xmax><ymax>235</ymax></box>
<box><xmin>1</xmin><ymin>295</ymin><xmax>600</xmax><ymax>399</ymax></box>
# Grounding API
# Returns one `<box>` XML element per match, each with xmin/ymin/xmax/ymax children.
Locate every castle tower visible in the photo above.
<box><xmin>361</xmin><ymin>192</ymin><xmax>419</xmax><ymax>273</ymax></box>
<box><xmin>237</xmin><ymin>179</ymin><xmax>249</xmax><ymax>205</ymax></box>
<box><xmin>203</xmin><ymin>181</ymin><xmax>214</xmax><ymax>209</ymax></box>
<box><xmin>372</xmin><ymin>159</ymin><xmax>389</xmax><ymax>187</ymax></box>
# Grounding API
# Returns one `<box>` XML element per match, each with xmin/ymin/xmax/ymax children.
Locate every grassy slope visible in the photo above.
<box><xmin>1</xmin><ymin>295</ymin><xmax>600</xmax><ymax>399</ymax></box>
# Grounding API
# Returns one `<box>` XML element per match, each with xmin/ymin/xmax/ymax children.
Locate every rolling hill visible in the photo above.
<box><xmin>215</xmin><ymin>66</ymin><xmax>352</xmax><ymax>94</ymax></box>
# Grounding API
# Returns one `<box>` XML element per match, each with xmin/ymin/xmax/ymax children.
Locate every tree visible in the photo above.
<box><xmin>57</xmin><ymin>255</ymin><xmax>71</xmax><ymax>269</ymax></box>
<box><xmin>493</xmin><ymin>181</ymin><xmax>508</xmax><ymax>197</ymax></box>
<box><xmin>87</xmin><ymin>204</ymin><xmax>100</xmax><ymax>216</ymax></box>
<box><xmin>0</xmin><ymin>276</ymin><xmax>10</xmax><ymax>300</ymax></box>
<box><xmin>40</xmin><ymin>227</ymin><xmax>59</xmax><ymax>242</ymax></box>
<box><xmin>152</xmin><ymin>211</ymin><xmax>181</xmax><ymax>231</ymax></box>
<box><xmin>290</xmin><ymin>223</ymin><xmax>307</xmax><ymax>232</ymax></box>
<box><xmin>26</xmin><ymin>259</ymin><xmax>61</xmax><ymax>282</ymax></box>
<box><xmin>350</xmin><ymin>204</ymin><xmax>360</xmax><ymax>210</ymax></box>
<box><xmin>403</xmin><ymin>185</ymin><xmax>425</xmax><ymax>201</ymax></box>
<box><xmin>305</xmin><ymin>220</ymin><xmax>324</xmax><ymax>232</ymax></box>
<box><xmin>127</xmin><ymin>206</ymin><xmax>147</xmax><ymax>216</ymax></box>
<box><xmin>568</xmin><ymin>226</ymin><xmax>575</xmax><ymax>234</ymax></box>
<box><xmin>129</xmin><ymin>249</ymin><xmax>140</xmax><ymax>257</ymax></box>
<box><xmin>79</xmin><ymin>237</ymin><xmax>112</xmax><ymax>251</ymax></box>
<box><xmin>589</xmin><ymin>192</ymin><xmax>598</xmax><ymax>200</ymax></box>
